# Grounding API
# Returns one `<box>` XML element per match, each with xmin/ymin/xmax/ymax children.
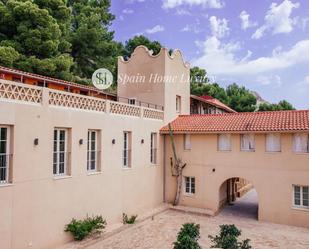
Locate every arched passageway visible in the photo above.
<box><xmin>218</xmin><ymin>177</ymin><xmax>259</xmax><ymax>220</ymax></box>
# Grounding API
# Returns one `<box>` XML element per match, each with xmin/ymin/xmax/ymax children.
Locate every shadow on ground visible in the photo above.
<box><xmin>220</xmin><ymin>189</ymin><xmax>258</xmax><ymax>220</ymax></box>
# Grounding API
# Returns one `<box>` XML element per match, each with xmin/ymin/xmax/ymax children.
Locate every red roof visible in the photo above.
<box><xmin>0</xmin><ymin>66</ymin><xmax>116</xmax><ymax>97</ymax></box>
<box><xmin>191</xmin><ymin>95</ymin><xmax>236</xmax><ymax>113</ymax></box>
<box><xmin>161</xmin><ymin>110</ymin><xmax>309</xmax><ymax>134</ymax></box>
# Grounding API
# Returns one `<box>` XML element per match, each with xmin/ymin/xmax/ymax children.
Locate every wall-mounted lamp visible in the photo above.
<box><xmin>141</xmin><ymin>139</ymin><xmax>144</xmax><ymax>144</ymax></box>
<box><xmin>112</xmin><ymin>139</ymin><xmax>116</xmax><ymax>144</ymax></box>
<box><xmin>212</xmin><ymin>168</ymin><xmax>216</xmax><ymax>173</ymax></box>
<box><xmin>34</xmin><ymin>138</ymin><xmax>39</xmax><ymax>146</ymax></box>
<box><xmin>79</xmin><ymin>139</ymin><xmax>83</xmax><ymax>145</ymax></box>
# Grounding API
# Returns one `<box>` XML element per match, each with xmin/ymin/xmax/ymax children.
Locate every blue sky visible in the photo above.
<box><xmin>111</xmin><ymin>0</ymin><xmax>309</xmax><ymax>109</ymax></box>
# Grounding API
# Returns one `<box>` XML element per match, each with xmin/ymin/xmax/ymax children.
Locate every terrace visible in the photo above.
<box><xmin>0</xmin><ymin>79</ymin><xmax>164</xmax><ymax>121</ymax></box>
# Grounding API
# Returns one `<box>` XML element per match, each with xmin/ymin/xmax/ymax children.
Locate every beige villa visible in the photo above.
<box><xmin>0</xmin><ymin>46</ymin><xmax>308</xmax><ymax>249</ymax></box>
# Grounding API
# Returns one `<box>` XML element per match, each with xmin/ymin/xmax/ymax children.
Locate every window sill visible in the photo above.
<box><xmin>265</xmin><ymin>151</ymin><xmax>281</xmax><ymax>154</ymax></box>
<box><xmin>217</xmin><ymin>150</ymin><xmax>232</xmax><ymax>153</ymax></box>
<box><xmin>122</xmin><ymin>167</ymin><xmax>132</xmax><ymax>170</ymax></box>
<box><xmin>150</xmin><ymin>163</ymin><xmax>158</xmax><ymax>166</ymax></box>
<box><xmin>87</xmin><ymin>171</ymin><xmax>101</xmax><ymax>176</ymax></box>
<box><xmin>183</xmin><ymin>193</ymin><xmax>195</xmax><ymax>197</ymax></box>
<box><xmin>293</xmin><ymin>152</ymin><xmax>309</xmax><ymax>155</ymax></box>
<box><xmin>53</xmin><ymin>175</ymin><xmax>72</xmax><ymax>181</ymax></box>
<box><xmin>240</xmin><ymin>150</ymin><xmax>255</xmax><ymax>152</ymax></box>
<box><xmin>292</xmin><ymin>206</ymin><xmax>309</xmax><ymax>212</ymax></box>
<box><xmin>0</xmin><ymin>183</ymin><xmax>13</xmax><ymax>188</ymax></box>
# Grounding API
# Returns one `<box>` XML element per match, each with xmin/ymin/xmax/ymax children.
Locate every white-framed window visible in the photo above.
<box><xmin>184</xmin><ymin>177</ymin><xmax>195</xmax><ymax>194</ymax></box>
<box><xmin>218</xmin><ymin>134</ymin><xmax>231</xmax><ymax>151</ymax></box>
<box><xmin>123</xmin><ymin>131</ymin><xmax>132</xmax><ymax>168</ymax></box>
<box><xmin>53</xmin><ymin>129</ymin><xmax>69</xmax><ymax>176</ymax></box>
<box><xmin>87</xmin><ymin>130</ymin><xmax>99</xmax><ymax>172</ymax></box>
<box><xmin>293</xmin><ymin>133</ymin><xmax>309</xmax><ymax>153</ymax></box>
<box><xmin>240</xmin><ymin>134</ymin><xmax>255</xmax><ymax>151</ymax></box>
<box><xmin>293</xmin><ymin>185</ymin><xmax>309</xmax><ymax>209</ymax></box>
<box><xmin>0</xmin><ymin>126</ymin><xmax>10</xmax><ymax>184</ymax></box>
<box><xmin>266</xmin><ymin>133</ymin><xmax>281</xmax><ymax>152</ymax></box>
<box><xmin>184</xmin><ymin>134</ymin><xmax>191</xmax><ymax>150</ymax></box>
<box><xmin>176</xmin><ymin>95</ymin><xmax>181</xmax><ymax>113</ymax></box>
<box><xmin>150</xmin><ymin>133</ymin><xmax>157</xmax><ymax>164</ymax></box>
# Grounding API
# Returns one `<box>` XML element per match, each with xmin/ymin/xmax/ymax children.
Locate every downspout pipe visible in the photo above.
<box><xmin>163</xmin><ymin>134</ymin><xmax>166</xmax><ymax>203</ymax></box>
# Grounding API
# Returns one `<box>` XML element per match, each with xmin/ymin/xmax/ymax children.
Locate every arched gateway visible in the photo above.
<box><xmin>218</xmin><ymin>177</ymin><xmax>259</xmax><ymax>220</ymax></box>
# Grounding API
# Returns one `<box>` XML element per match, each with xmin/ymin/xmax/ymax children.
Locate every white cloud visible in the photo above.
<box><xmin>162</xmin><ymin>0</ymin><xmax>224</xmax><ymax>9</ymax></box>
<box><xmin>252</xmin><ymin>0</ymin><xmax>300</xmax><ymax>39</ymax></box>
<box><xmin>257</xmin><ymin>75</ymin><xmax>282</xmax><ymax>86</ymax></box>
<box><xmin>209</xmin><ymin>16</ymin><xmax>229</xmax><ymax>38</ymax></box>
<box><xmin>122</xmin><ymin>8</ymin><xmax>134</xmax><ymax>14</ymax></box>
<box><xmin>181</xmin><ymin>19</ymin><xmax>202</xmax><ymax>33</ymax></box>
<box><xmin>145</xmin><ymin>25</ymin><xmax>165</xmax><ymax>34</ymax></box>
<box><xmin>296</xmin><ymin>75</ymin><xmax>309</xmax><ymax>88</ymax></box>
<box><xmin>239</xmin><ymin>11</ymin><xmax>257</xmax><ymax>30</ymax></box>
<box><xmin>193</xmin><ymin>38</ymin><xmax>309</xmax><ymax>76</ymax></box>
<box><xmin>175</xmin><ymin>9</ymin><xmax>191</xmax><ymax>15</ymax></box>
<box><xmin>304</xmin><ymin>75</ymin><xmax>309</xmax><ymax>85</ymax></box>
<box><xmin>301</xmin><ymin>17</ymin><xmax>309</xmax><ymax>31</ymax></box>
<box><xmin>181</xmin><ymin>24</ymin><xmax>201</xmax><ymax>33</ymax></box>
<box><xmin>126</xmin><ymin>0</ymin><xmax>145</xmax><ymax>3</ymax></box>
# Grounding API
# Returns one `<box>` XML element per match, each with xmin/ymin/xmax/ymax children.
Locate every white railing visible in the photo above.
<box><xmin>0</xmin><ymin>79</ymin><xmax>42</xmax><ymax>104</ymax></box>
<box><xmin>143</xmin><ymin>108</ymin><xmax>165</xmax><ymax>120</ymax></box>
<box><xmin>0</xmin><ymin>80</ymin><xmax>164</xmax><ymax>120</ymax></box>
<box><xmin>49</xmin><ymin>89</ymin><xmax>106</xmax><ymax>112</ymax></box>
<box><xmin>110</xmin><ymin>101</ymin><xmax>141</xmax><ymax>117</ymax></box>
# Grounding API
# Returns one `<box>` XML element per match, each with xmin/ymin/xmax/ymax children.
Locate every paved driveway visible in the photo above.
<box><xmin>84</xmin><ymin>190</ymin><xmax>309</xmax><ymax>249</ymax></box>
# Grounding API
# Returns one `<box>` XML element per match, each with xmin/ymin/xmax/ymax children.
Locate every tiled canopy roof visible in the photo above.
<box><xmin>160</xmin><ymin>110</ymin><xmax>309</xmax><ymax>134</ymax></box>
<box><xmin>190</xmin><ymin>95</ymin><xmax>236</xmax><ymax>113</ymax></box>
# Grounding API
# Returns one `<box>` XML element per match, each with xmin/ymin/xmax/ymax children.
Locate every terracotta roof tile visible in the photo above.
<box><xmin>190</xmin><ymin>95</ymin><xmax>236</xmax><ymax>113</ymax></box>
<box><xmin>160</xmin><ymin>110</ymin><xmax>309</xmax><ymax>133</ymax></box>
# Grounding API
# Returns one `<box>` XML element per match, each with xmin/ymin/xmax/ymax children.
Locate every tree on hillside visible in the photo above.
<box><xmin>0</xmin><ymin>0</ymin><xmax>74</xmax><ymax>80</ymax></box>
<box><xmin>190</xmin><ymin>66</ymin><xmax>209</xmax><ymax>84</ymax></box>
<box><xmin>190</xmin><ymin>67</ymin><xmax>229</xmax><ymax>105</ymax></box>
<box><xmin>68</xmin><ymin>0</ymin><xmax>122</xmax><ymax>82</ymax></box>
<box><xmin>122</xmin><ymin>35</ymin><xmax>162</xmax><ymax>59</ymax></box>
<box><xmin>258</xmin><ymin>100</ymin><xmax>295</xmax><ymax>111</ymax></box>
<box><xmin>34</xmin><ymin>0</ymin><xmax>72</xmax><ymax>54</ymax></box>
<box><xmin>226</xmin><ymin>83</ymin><xmax>257</xmax><ymax>112</ymax></box>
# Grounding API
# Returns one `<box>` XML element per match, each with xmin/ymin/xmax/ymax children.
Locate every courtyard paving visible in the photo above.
<box><xmin>67</xmin><ymin>190</ymin><xmax>309</xmax><ymax>249</ymax></box>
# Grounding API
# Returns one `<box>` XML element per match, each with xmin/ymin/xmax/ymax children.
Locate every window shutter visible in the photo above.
<box><xmin>266</xmin><ymin>133</ymin><xmax>281</xmax><ymax>152</ymax></box>
<box><xmin>294</xmin><ymin>134</ymin><xmax>309</xmax><ymax>153</ymax></box>
<box><xmin>241</xmin><ymin>134</ymin><xmax>255</xmax><ymax>151</ymax></box>
<box><xmin>184</xmin><ymin>134</ymin><xmax>191</xmax><ymax>150</ymax></box>
<box><xmin>218</xmin><ymin>134</ymin><xmax>231</xmax><ymax>151</ymax></box>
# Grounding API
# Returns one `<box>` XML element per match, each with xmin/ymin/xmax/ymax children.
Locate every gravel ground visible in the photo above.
<box><xmin>85</xmin><ymin>190</ymin><xmax>309</xmax><ymax>249</ymax></box>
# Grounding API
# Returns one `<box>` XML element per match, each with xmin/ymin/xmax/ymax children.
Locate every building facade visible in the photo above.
<box><xmin>0</xmin><ymin>46</ymin><xmax>309</xmax><ymax>249</ymax></box>
<box><xmin>161</xmin><ymin>113</ymin><xmax>309</xmax><ymax>227</ymax></box>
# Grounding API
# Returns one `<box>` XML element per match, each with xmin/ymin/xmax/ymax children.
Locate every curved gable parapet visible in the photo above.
<box><xmin>118</xmin><ymin>45</ymin><xmax>190</xmax><ymax>69</ymax></box>
<box><xmin>167</xmin><ymin>49</ymin><xmax>190</xmax><ymax>69</ymax></box>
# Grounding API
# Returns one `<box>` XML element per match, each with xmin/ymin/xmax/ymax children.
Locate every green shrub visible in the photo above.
<box><xmin>65</xmin><ymin>215</ymin><xmax>106</xmax><ymax>241</ymax></box>
<box><xmin>122</xmin><ymin>213</ymin><xmax>138</xmax><ymax>224</ymax></box>
<box><xmin>209</xmin><ymin>224</ymin><xmax>251</xmax><ymax>249</ymax></box>
<box><xmin>173</xmin><ymin>223</ymin><xmax>201</xmax><ymax>249</ymax></box>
